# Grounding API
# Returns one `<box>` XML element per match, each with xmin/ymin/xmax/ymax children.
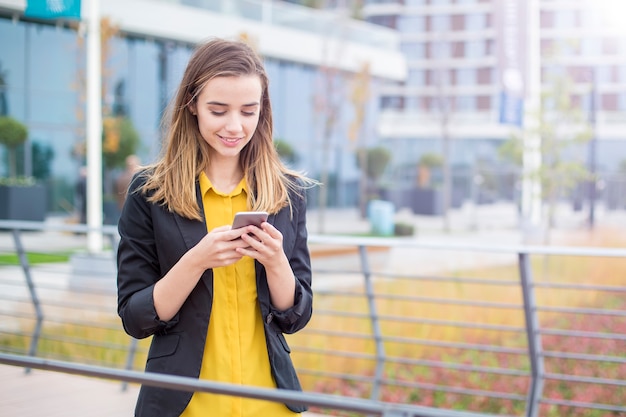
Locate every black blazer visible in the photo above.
<box><xmin>117</xmin><ymin>174</ymin><xmax>313</xmax><ymax>416</ymax></box>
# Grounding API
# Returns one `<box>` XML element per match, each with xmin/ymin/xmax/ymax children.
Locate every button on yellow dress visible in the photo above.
<box><xmin>181</xmin><ymin>173</ymin><xmax>297</xmax><ymax>417</ymax></box>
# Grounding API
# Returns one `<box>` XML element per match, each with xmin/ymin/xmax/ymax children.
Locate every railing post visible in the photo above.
<box><xmin>518</xmin><ymin>252</ymin><xmax>544</xmax><ymax>417</ymax></box>
<box><xmin>108</xmin><ymin>232</ymin><xmax>119</xmax><ymax>256</ymax></box>
<box><xmin>358</xmin><ymin>244</ymin><xmax>385</xmax><ymax>401</ymax></box>
<box><xmin>11</xmin><ymin>228</ymin><xmax>44</xmax><ymax>373</ymax></box>
<box><xmin>122</xmin><ymin>337</ymin><xmax>138</xmax><ymax>391</ymax></box>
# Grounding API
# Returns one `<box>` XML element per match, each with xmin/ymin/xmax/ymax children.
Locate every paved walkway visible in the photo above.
<box><xmin>0</xmin><ymin>365</ymin><xmax>139</xmax><ymax>417</ymax></box>
<box><xmin>0</xmin><ymin>365</ymin><xmax>326</xmax><ymax>416</ymax></box>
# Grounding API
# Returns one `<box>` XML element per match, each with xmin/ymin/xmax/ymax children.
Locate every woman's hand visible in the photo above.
<box><xmin>153</xmin><ymin>225</ymin><xmax>254</xmax><ymax>321</ymax></box>
<box><xmin>190</xmin><ymin>225</ymin><xmax>253</xmax><ymax>270</ymax></box>
<box><xmin>236</xmin><ymin>223</ymin><xmax>285</xmax><ymax>265</ymax></box>
<box><xmin>237</xmin><ymin>223</ymin><xmax>296</xmax><ymax>310</ymax></box>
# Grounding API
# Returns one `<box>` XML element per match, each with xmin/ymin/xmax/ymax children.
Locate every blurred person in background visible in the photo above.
<box><xmin>116</xmin><ymin>38</ymin><xmax>316</xmax><ymax>417</ymax></box>
<box><xmin>115</xmin><ymin>154</ymin><xmax>141</xmax><ymax>210</ymax></box>
<box><xmin>75</xmin><ymin>166</ymin><xmax>87</xmax><ymax>224</ymax></box>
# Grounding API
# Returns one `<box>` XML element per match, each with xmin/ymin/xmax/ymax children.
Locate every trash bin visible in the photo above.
<box><xmin>368</xmin><ymin>200</ymin><xmax>395</xmax><ymax>236</ymax></box>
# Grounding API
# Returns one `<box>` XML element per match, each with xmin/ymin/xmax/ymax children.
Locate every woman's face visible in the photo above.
<box><xmin>191</xmin><ymin>75</ymin><xmax>262</xmax><ymax>162</ymax></box>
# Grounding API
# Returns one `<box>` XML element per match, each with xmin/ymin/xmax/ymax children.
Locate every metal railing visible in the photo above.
<box><xmin>1</xmin><ymin>219</ymin><xmax>625</xmax><ymax>416</ymax></box>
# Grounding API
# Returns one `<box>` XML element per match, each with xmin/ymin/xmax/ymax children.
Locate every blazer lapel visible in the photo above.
<box><xmin>173</xmin><ymin>181</ymin><xmax>214</xmax><ymax>292</ymax></box>
<box><xmin>174</xmin><ymin>182</ymin><xmax>207</xmax><ymax>249</ymax></box>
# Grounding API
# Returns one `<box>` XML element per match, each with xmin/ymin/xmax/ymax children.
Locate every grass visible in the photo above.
<box><xmin>0</xmin><ymin>319</ymin><xmax>151</xmax><ymax>371</ymax></box>
<box><xmin>0</xmin><ymin>251</ymin><xmax>73</xmax><ymax>265</ymax></box>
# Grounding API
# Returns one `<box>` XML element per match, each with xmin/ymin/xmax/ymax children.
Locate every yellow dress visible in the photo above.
<box><xmin>181</xmin><ymin>173</ymin><xmax>297</xmax><ymax>417</ymax></box>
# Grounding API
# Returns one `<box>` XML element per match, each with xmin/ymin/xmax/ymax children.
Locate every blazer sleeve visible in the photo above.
<box><xmin>269</xmin><ymin>188</ymin><xmax>313</xmax><ymax>334</ymax></box>
<box><xmin>116</xmin><ymin>175</ymin><xmax>179</xmax><ymax>339</ymax></box>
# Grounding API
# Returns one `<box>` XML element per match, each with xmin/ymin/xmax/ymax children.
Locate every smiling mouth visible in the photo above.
<box><xmin>219</xmin><ymin>136</ymin><xmax>242</xmax><ymax>143</ymax></box>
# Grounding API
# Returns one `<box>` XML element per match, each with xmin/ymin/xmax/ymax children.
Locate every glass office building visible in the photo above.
<box><xmin>0</xmin><ymin>0</ymin><xmax>405</xmax><ymax>215</ymax></box>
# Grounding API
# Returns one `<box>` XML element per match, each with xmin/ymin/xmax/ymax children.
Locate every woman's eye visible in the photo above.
<box><xmin>242</xmin><ymin>111</ymin><xmax>256</xmax><ymax>117</ymax></box>
<box><xmin>210</xmin><ymin>111</ymin><xmax>226</xmax><ymax>116</ymax></box>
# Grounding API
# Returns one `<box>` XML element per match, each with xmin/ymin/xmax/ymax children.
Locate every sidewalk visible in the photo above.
<box><xmin>0</xmin><ymin>364</ymin><xmax>327</xmax><ymax>417</ymax></box>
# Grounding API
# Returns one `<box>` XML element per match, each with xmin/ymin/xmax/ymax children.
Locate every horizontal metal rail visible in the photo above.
<box><xmin>1</xmin><ymin>219</ymin><xmax>625</xmax><ymax>416</ymax></box>
<box><xmin>0</xmin><ymin>353</ymin><xmax>491</xmax><ymax>417</ymax></box>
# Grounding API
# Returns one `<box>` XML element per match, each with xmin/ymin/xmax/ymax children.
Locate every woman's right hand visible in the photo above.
<box><xmin>190</xmin><ymin>225</ymin><xmax>252</xmax><ymax>270</ymax></box>
<box><xmin>153</xmin><ymin>225</ymin><xmax>250</xmax><ymax>321</ymax></box>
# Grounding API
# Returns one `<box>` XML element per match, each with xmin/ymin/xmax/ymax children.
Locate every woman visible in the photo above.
<box><xmin>117</xmin><ymin>38</ymin><xmax>315</xmax><ymax>417</ymax></box>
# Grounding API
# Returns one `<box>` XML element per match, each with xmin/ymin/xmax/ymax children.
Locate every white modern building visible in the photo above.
<box><xmin>362</xmin><ymin>0</ymin><xmax>626</xmax><ymax>207</ymax></box>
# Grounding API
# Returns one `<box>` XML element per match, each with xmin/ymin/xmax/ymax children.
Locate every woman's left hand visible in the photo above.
<box><xmin>237</xmin><ymin>222</ymin><xmax>286</xmax><ymax>267</ymax></box>
<box><xmin>237</xmin><ymin>222</ymin><xmax>296</xmax><ymax>310</ymax></box>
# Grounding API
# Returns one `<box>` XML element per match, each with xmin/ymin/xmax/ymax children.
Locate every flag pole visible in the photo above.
<box><xmin>86</xmin><ymin>0</ymin><xmax>103</xmax><ymax>253</ymax></box>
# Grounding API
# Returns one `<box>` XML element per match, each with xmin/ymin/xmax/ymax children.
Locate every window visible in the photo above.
<box><xmin>618</xmin><ymin>66</ymin><xmax>626</xmax><ymax>83</ymax></box>
<box><xmin>381</xmin><ymin>96</ymin><xmax>404</xmax><ymax>110</ymax></box>
<box><xmin>465</xmin><ymin>13</ymin><xmax>486</xmax><ymax>30</ymax></box>
<box><xmin>405</xmin><ymin>97</ymin><xmax>422</xmax><ymax>110</ymax></box>
<box><xmin>581</xmin><ymin>38</ymin><xmax>600</xmax><ymax>57</ymax></box>
<box><xmin>618</xmin><ymin>93</ymin><xmax>626</xmax><ymax>111</ymax></box>
<box><xmin>430</xmin><ymin>41</ymin><xmax>452</xmax><ymax>58</ymax></box>
<box><xmin>465</xmin><ymin>40</ymin><xmax>485</xmax><ymax>58</ymax></box>
<box><xmin>406</xmin><ymin>69</ymin><xmax>426</xmax><ymax>86</ymax></box>
<box><xmin>431</xmin><ymin>15</ymin><xmax>450</xmax><ymax>31</ymax></box>
<box><xmin>401</xmin><ymin>42</ymin><xmax>426</xmax><ymax>59</ymax></box>
<box><xmin>456</xmin><ymin>96</ymin><xmax>476</xmax><ymax>111</ymax></box>
<box><xmin>554</xmin><ymin>10</ymin><xmax>577</xmax><ymax>29</ymax></box>
<box><xmin>398</xmin><ymin>16</ymin><xmax>426</xmax><ymax>33</ymax></box>
<box><xmin>456</xmin><ymin>68</ymin><xmax>476</xmax><ymax>85</ymax></box>
<box><xmin>368</xmin><ymin>15</ymin><xmax>397</xmax><ymax>29</ymax></box>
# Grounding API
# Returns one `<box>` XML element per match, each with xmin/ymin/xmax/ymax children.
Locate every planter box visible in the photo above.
<box><xmin>409</xmin><ymin>188</ymin><xmax>442</xmax><ymax>215</ymax></box>
<box><xmin>0</xmin><ymin>184</ymin><xmax>47</xmax><ymax>221</ymax></box>
<box><xmin>380</xmin><ymin>187</ymin><xmax>442</xmax><ymax>216</ymax></box>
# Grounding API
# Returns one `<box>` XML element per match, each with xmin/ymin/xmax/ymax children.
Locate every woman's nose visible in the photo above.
<box><xmin>224</xmin><ymin>113</ymin><xmax>243</xmax><ymax>133</ymax></box>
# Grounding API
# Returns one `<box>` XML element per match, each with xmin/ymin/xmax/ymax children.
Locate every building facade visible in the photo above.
<box><xmin>0</xmin><ymin>0</ymin><xmax>405</xmax><ymax>216</ymax></box>
<box><xmin>363</xmin><ymin>0</ymin><xmax>626</xmax><ymax>209</ymax></box>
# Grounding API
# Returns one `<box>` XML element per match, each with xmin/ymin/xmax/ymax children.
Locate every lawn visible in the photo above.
<box><xmin>0</xmin><ymin>251</ymin><xmax>72</xmax><ymax>265</ymax></box>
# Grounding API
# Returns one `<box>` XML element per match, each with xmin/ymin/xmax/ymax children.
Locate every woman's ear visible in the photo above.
<box><xmin>188</xmin><ymin>103</ymin><xmax>197</xmax><ymax>116</ymax></box>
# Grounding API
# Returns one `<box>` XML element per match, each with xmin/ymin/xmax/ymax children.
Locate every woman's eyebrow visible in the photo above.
<box><xmin>206</xmin><ymin>101</ymin><xmax>259</xmax><ymax>107</ymax></box>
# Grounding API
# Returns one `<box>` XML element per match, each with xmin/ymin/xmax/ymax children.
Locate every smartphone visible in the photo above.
<box><xmin>231</xmin><ymin>211</ymin><xmax>269</xmax><ymax>229</ymax></box>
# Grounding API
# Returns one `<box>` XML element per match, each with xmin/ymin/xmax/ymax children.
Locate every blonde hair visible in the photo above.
<box><xmin>139</xmin><ymin>38</ymin><xmax>315</xmax><ymax>220</ymax></box>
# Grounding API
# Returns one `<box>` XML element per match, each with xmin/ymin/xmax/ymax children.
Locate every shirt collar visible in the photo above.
<box><xmin>199</xmin><ymin>171</ymin><xmax>247</xmax><ymax>198</ymax></box>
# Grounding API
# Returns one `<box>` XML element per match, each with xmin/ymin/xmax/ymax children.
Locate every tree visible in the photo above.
<box><xmin>417</xmin><ymin>152</ymin><xmax>443</xmax><ymax>188</ymax></box>
<box><xmin>355</xmin><ymin>146</ymin><xmax>391</xmax><ymax>212</ymax></box>
<box><xmin>274</xmin><ymin>138</ymin><xmax>298</xmax><ymax>165</ymax></box>
<box><xmin>70</xmin><ymin>17</ymin><xmax>141</xmax><ymax>199</ymax></box>
<box><xmin>102</xmin><ymin>116</ymin><xmax>140</xmax><ymax>171</ymax></box>
<box><xmin>31</xmin><ymin>142</ymin><xmax>54</xmax><ymax>180</ymax></box>
<box><xmin>356</xmin><ymin>146</ymin><xmax>391</xmax><ymax>183</ymax></box>
<box><xmin>313</xmin><ymin>15</ymin><xmax>349</xmax><ymax>233</ymax></box>
<box><xmin>350</xmin><ymin>62</ymin><xmax>371</xmax><ymax>218</ymax></box>
<box><xmin>431</xmin><ymin>38</ymin><xmax>455</xmax><ymax>233</ymax></box>
<box><xmin>0</xmin><ymin>116</ymin><xmax>28</xmax><ymax>179</ymax></box>
<box><xmin>499</xmin><ymin>71</ymin><xmax>591</xmax><ymax>242</ymax></box>
<box><xmin>0</xmin><ymin>62</ymin><xmax>8</xmax><ymax>116</ymax></box>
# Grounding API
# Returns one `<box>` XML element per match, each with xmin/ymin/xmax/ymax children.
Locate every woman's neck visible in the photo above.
<box><xmin>205</xmin><ymin>160</ymin><xmax>244</xmax><ymax>194</ymax></box>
